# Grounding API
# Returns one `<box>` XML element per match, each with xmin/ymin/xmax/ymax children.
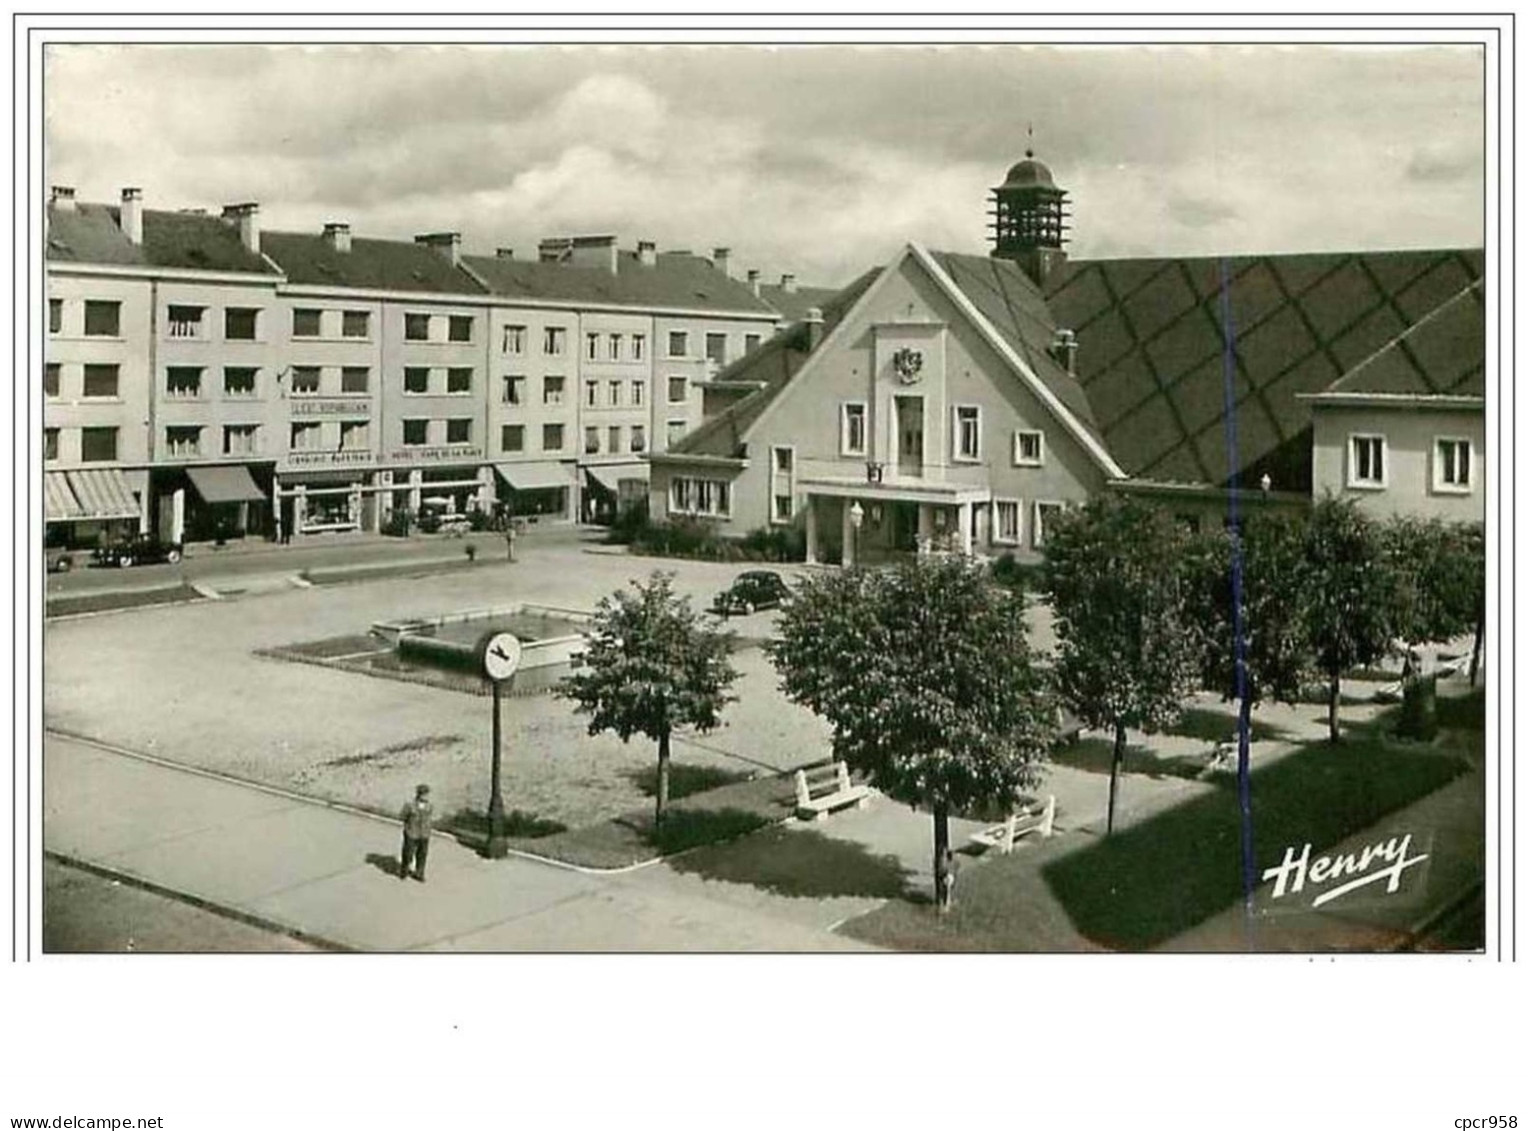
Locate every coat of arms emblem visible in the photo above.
<box><xmin>892</xmin><ymin>347</ymin><xmax>924</xmax><ymax>384</ymax></box>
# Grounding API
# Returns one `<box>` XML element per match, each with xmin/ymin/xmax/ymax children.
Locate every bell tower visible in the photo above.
<box><xmin>989</xmin><ymin>139</ymin><xmax>1070</xmax><ymax>286</ymax></box>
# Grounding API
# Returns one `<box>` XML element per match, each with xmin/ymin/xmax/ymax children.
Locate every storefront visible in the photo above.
<box><xmin>582</xmin><ymin>462</ymin><xmax>649</xmax><ymax>524</ymax></box>
<box><xmin>44</xmin><ymin>467</ymin><xmax>145</xmax><ymax>549</ymax></box>
<box><xmin>494</xmin><ymin>462</ymin><xmax>576</xmax><ymax>523</ymax></box>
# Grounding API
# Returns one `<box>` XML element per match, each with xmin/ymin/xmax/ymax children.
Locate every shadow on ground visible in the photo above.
<box><xmin>625</xmin><ymin>762</ymin><xmax>755</xmax><ymax>801</ymax></box>
<box><xmin>1161</xmin><ymin>707</ymin><xmax>1295</xmax><ymax>745</ymax></box>
<box><xmin>667</xmin><ymin>825</ymin><xmax>914</xmax><ymax>900</ymax></box>
<box><xmin>1051</xmin><ymin>737</ymin><xmax>1215</xmax><ymax>782</ymax></box>
<box><xmin>364</xmin><ymin>852</ymin><xmax>404</xmax><ymax>878</ymax></box>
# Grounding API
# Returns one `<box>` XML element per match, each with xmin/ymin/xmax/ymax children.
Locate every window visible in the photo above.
<box><xmin>405</xmin><ymin>313</ymin><xmax>431</xmax><ymax>341</ymax></box>
<box><xmin>669</xmin><ymin>477</ymin><xmax>731</xmax><ymax>517</ymax></box>
<box><xmin>402</xmin><ymin>419</ymin><xmax>428</xmax><ymax>446</ymax></box>
<box><xmin>668</xmin><ymin>331</ymin><xmax>689</xmax><ymax>357</ymax></box>
<box><xmin>542</xmin><ymin>423</ymin><xmax>565</xmax><ymax>452</ymax></box>
<box><xmin>745</xmin><ymin>333</ymin><xmax>762</xmax><ymax>354</ymax></box>
<box><xmin>632</xmin><ymin>334</ymin><xmax>646</xmax><ymax>361</ymax></box>
<box><xmin>955</xmin><ymin>406</ymin><xmax>982</xmax><ymax>461</ymax></box>
<box><xmin>503</xmin><ymin>324</ymin><xmax>526</xmax><ymax>354</ymax></box>
<box><xmin>501</xmin><ymin>424</ymin><xmax>525</xmax><ymax>453</ymax></box>
<box><xmin>224</xmin><ymin>308</ymin><xmax>258</xmax><ymax>340</ymax></box>
<box><xmin>586</xmin><ymin>333</ymin><xmax>600</xmax><ymax>361</ymax></box>
<box><xmin>841</xmin><ymin>403</ymin><xmax>867</xmax><ymax>456</ymax></box>
<box><xmin>705</xmin><ymin>333</ymin><xmax>727</xmax><ymax>365</ymax></box>
<box><xmin>224</xmin><ymin>367</ymin><xmax>258</xmax><ymax>398</ymax></box>
<box><xmin>608</xmin><ymin>380</ymin><xmax>621</xmax><ymax>406</ymax></box>
<box><xmin>446</xmin><ymin>418</ymin><xmax>472</xmax><ymax>444</ymax></box>
<box><xmin>223</xmin><ymin>424</ymin><xmax>259</xmax><ymax>456</ymax></box>
<box><xmin>502</xmin><ymin>375</ymin><xmax>525</xmax><ymax>405</ymax></box>
<box><xmin>342</xmin><ymin>310</ymin><xmax>370</xmax><ymax>338</ymax></box>
<box><xmin>45</xmin><ymin>428</ymin><xmax>59</xmax><ymax>461</ymax></box>
<box><xmin>49</xmin><ymin>299</ymin><xmax>61</xmax><ymax>334</ymax></box>
<box><xmin>290</xmin><ymin>422</ymin><xmax>322</xmax><ymax>451</ymax></box>
<box><xmin>448</xmin><ymin>315</ymin><xmax>474</xmax><ymax>343</ymax></box>
<box><xmin>1033</xmin><ymin>502</ymin><xmax>1064</xmax><ymax>548</ymax></box>
<box><xmin>774</xmin><ymin>494</ymin><xmax>794</xmax><ymax>522</ymax></box>
<box><xmin>446</xmin><ymin>367</ymin><xmax>472</xmax><ymax>394</ymax></box>
<box><xmin>341</xmin><ymin>367</ymin><xmax>369</xmax><ymax>394</ymax></box>
<box><xmin>165</xmin><ymin>367</ymin><xmax>202</xmax><ymax>398</ymax></box>
<box><xmin>608</xmin><ymin>426</ymin><xmax>622</xmax><ymax>453</ymax></box>
<box><xmin>994</xmin><ymin>499</ymin><xmax>1022</xmax><ymax>545</ymax></box>
<box><xmin>609</xmin><ymin>334</ymin><xmax>622</xmax><ymax>360</ymax></box>
<box><xmin>82</xmin><ymin>365</ymin><xmax>119</xmax><ymax>398</ymax></box>
<box><xmin>290</xmin><ymin>367</ymin><xmax>322</xmax><ymax>396</ymax></box>
<box><xmin>167</xmin><ymin>304</ymin><xmax>204</xmax><ymax>338</ymax></box>
<box><xmin>1014</xmin><ymin>430</ymin><xmax>1044</xmax><ymax>466</ymax></box>
<box><xmin>339</xmin><ymin>421</ymin><xmax>369</xmax><ymax>451</ymax></box>
<box><xmin>774</xmin><ymin>448</ymin><xmax>794</xmax><ymax>473</ymax></box>
<box><xmin>165</xmin><ymin>426</ymin><xmax>202</xmax><ymax>458</ymax></box>
<box><xmin>585</xmin><ymin>427</ymin><xmax>601</xmax><ymax>454</ymax></box>
<box><xmin>292</xmin><ymin>308</ymin><xmax>322</xmax><ymax>338</ymax></box>
<box><xmin>668</xmin><ymin>376</ymin><xmax>688</xmax><ymax>403</ymax></box>
<box><xmin>631</xmin><ymin>381</ymin><xmax>644</xmax><ymax>406</ymax></box>
<box><xmin>666</xmin><ymin>419</ymin><xmax>687</xmax><ymax>446</ymax></box>
<box><xmin>586</xmin><ymin>381</ymin><xmax>599</xmax><ymax>408</ymax></box>
<box><xmin>80</xmin><ymin>427</ymin><xmax>118</xmax><ymax>462</ymax></box>
<box><xmin>630</xmin><ymin>425</ymin><xmax>646</xmax><ymax>453</ymax></box>
<box><xmin>1435</xmin><ymin>438</ymin><xmax>1473</xmax><ymax>492</ymax></box>
<box><xmin>1348</xmin><ymin>435</ymin><xmax>1387</xmax><ymax>488</ymax></box>
<box><xmin>44</xmin><ymin>364</ymin><xmax>60</xmax><ymax>397</ymax></box>
<box><xmin>543</xmin><ymin>375</ymin><xmax>565</xmax><ymax>405</ymax></box>
<box><xmin>84</xmin><ymin>301</ymin><xmax>121</xmax><ymax>337</ymax></box>
<box><xmin>543</xmin><ymin>327</ymin><xmax>566</xmax><ymax>356</ymax></box>
<box><xmin>404</xmin><ymin>367</ymin><xmax>430</xmax><ymax>395</ymax></box>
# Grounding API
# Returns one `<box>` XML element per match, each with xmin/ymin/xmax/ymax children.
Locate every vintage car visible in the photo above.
<box><xmin>711</xmin><ymin>570</ymin><xmax>793</xmax><ymax>617</ymax></box>
<box><xmin>93</xmin><ymin>532</ymin><xmax>184</xmax><ymax>568</ymax></box>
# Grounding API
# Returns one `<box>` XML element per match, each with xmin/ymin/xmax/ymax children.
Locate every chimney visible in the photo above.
<box><xmin>50</xmin><ymin>185</ymin><xmax>77</xmax><ymax>213</ymax></box>
<box><xmin>538</xmin><ymin>234</ymin><xmax>618</xmax><ymax>274</ymax></box>
<box><xmin>804</xmin><ymin>306</ymin><xmax>824</xmax><ymax>351</ymax></box>
<box><xmin>222</xmin><ymin>202</ymin><xmax>261</xmax><ymax>255</ymax></box>
<box><xmin>322</xmin><ymin>222</ymin><xmax>352</xmax><ymax>253</ymax></box>
<box><xmin>119</xmin><ymin>188</ymin><xmax>143</xmax><ymax>244</ymax></box>
<box><xmin>496</xmin><ymin>247</ymin><xmax>515</xmax><ymax>259</ymax></box>
<box><xmin>415</xmin><ymin>231</ymin><xmax>462</xmax><ymax>268</ymax></box>
<box><xmin>1050</xmin><ymin>328</ymin><xmax>1078</xmax><ymax>375</ymax></box>
<box><xmin>637</xmin><ymin>240</ymin><xmax>657</xmax><ymax>267</ymax></box>
<box><xmin>712</xmin><ymin>247</ymin><xmax>733</xmax><ymax>278</ymax></box>
<box><xmin>781</xmin><ymin>273</ymin><xmax>798</xmax><ymax>294</ymax></box>
<box><xmin>746</xmin><ymin>269</ymin><xmax>761</xmax><ymax>298</ymax></box>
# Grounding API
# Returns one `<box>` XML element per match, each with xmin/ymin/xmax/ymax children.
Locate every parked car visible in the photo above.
<box><xmin>712</xmin><ymin>570</ymin><xmax>792</xmax><ymax>617</ymax></box>
<box><xmin>45</xmin><ymin>546</ymin><xmax>75</xmax><ymax>574</ymax></box>
<box><xmin>93</xmin><ymin>533</ymin><xmax>183</xmax><ymax>568</ymax></box>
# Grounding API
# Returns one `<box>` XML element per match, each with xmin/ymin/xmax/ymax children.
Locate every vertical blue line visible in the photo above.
<box><xmin>1218</xmin><ymin>258</ymin><xmax>1257</xmax><ymax>934</ymax></box>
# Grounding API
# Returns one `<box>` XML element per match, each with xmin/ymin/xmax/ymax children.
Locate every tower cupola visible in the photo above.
<box><xmin>989</xmin><ymin>137</ymin><xmax>1070</xmax><ymax>285</ymax></box>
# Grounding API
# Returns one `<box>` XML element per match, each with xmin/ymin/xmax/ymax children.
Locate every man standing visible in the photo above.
<box><xmin>399</xmin><ymin>784</ymin><xmax>434</xmax><ymax>882</ymax></box>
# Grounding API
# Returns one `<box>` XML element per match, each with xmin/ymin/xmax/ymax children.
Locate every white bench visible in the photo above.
<box><xmin>794</xmin><ymin>761</ymin><xmax>872</xmax><ymax>821</ymax></box>
<box><xmin>969</xmin><ymin>795</ymin><xmax>1056</xmax><ymax>854</ymax></box>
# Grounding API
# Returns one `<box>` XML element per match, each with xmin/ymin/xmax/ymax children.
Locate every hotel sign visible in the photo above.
<box><xmin>388</xmin><ymin>444</ymin><xmax>484</xmax><ymax>463</ymax></box>
<box><xmin>291</xmin><ymin>398</ymin><xmax>373</xmax><ymax>417</ymax></box>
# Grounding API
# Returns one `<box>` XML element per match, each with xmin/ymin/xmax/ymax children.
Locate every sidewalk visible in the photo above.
<box><xmin>42</xmin><ymin>732</ymin><xmax>874</xmax><ymax>952</ymax></box>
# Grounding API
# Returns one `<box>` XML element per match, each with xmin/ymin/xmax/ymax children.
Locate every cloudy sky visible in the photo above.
<box><xmin>44</xmin><ymin>42</ymin><xmax>1484</xmax><ymax>287</ymax></box>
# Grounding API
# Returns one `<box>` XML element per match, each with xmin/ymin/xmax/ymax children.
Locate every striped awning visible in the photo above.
<box><xmin>63</xmin><ymin>468</ymin><xmax>141</xmax><ymax>521</ymax></box>
<box><xmin>45</xmin><ymin>472</ymin><xmax>83</xmax><ymax>521</ymax></box>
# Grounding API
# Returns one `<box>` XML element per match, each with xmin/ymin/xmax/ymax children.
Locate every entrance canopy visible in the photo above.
<box><xmin>584</xmin><ymin>462</ymin><xmax>649</xmax><ymax>494</ymax></box>
<box><xmin>495</xmin><ymin>462</ymin><xmax>575</xmax><ymax>492</ymax></box>
<box><xmin>47</xmin><ymin>469</ymin><xmax>141</xmax><ymax>522</ymax></box>
<box><xmin>188</xmin><ymin>464</ymin><xmax>267</xmax><ymax>505</ymax></box>
<box><xmin>799</xmin><ymin>474</ymin><xmax>990</xmax><ymax>507</ymax></box>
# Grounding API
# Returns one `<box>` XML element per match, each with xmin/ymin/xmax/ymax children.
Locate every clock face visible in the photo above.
<box><xmin>480</xmin><ymin>631</ymin><xmax>523</xmax><ymax>682</ymax></box>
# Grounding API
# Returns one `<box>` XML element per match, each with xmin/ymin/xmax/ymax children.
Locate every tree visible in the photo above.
<box><xmin>558</xmin><ymin>572</ymin><xmax>738</xmax><ymax>826</ymax></box>
<box><xmin>1303</xmin><ymin>495</ymin><xmax>1396</xmax><ymax>743</ymax></box>
<box><xmin>1042</xmin><ymin>496</ymin><xmax>1202</xmax><ymax>835</ymax></box>
<box><xmin>767</xmin><ymin>556</ymin><xmax>1054</xmax><ymax>911</ymax></box>
<box><xmin>1383</xmin><ymin>516</ymin><xmax>1485</xmax><ymax>666</ymax></box>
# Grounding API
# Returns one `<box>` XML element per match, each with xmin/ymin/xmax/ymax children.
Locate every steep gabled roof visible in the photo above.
<box><xmin>1044</xmin><ymin>248</ymin><xmax>1485</xmax><ymax>488</ymax></box>
<box><xmin>262</xmin><ymin>231</ymin><xmax>486</xmax><ymax>295</ymax></box>
<box><xmin>1319</xmin><ymin>278</ymin><xmax>1485</xmax><ymax>398</ymax></box>
<box><xmin>47</xmin><ymin>204</ymin><xmax>279</xmax><ymax>275</ymax></box>
<box><xmin>758</xmin><ymin>282</ymin><xmax>841</xmax><ymax>323</ymax></box>
<box><xmin>465</xmin><ymin>250</ymin><xmax>779</xmax><ymax>316</ymax></box>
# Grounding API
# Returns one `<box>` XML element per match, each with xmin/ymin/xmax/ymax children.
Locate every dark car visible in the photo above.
<box><xmin>45</xmin><ymin>546</ymin><xmax>75</xmax><ymax>574</ymax></box>
<box><xmin>712</xmin><ymin>570</ymin><xmax>792</xmax><ymax>617</ymax></box>
<box><xmin>93</xmin><ymin>533</ymin><xmax>183</xmax><ymax>568</ymax></box>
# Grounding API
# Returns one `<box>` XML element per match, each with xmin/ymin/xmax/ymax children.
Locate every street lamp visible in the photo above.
<box><xmin>848</xmin><ymin>500</ymin><xmax>864</xmax><ymax>568</ymax></box>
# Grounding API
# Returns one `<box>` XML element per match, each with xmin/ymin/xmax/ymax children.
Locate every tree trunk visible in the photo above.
<box><xmin>933</xmin><ymin>804</ymin><xmax>952</xmax><ymax>913</ymax></box>
<box><xmin>1470</xmin><ymin>605</ymin><xmax>1485</xmax><ymax>687</ymax></box>
<box><xmin>655</xmin><ymin>729</ymin><xmax>671</xmax><ymax>826</ymax></box>
<box><xmin>1327</xmin><ymin>671</ymin><xmax>1341</xmax><ymax>744</ymax></box>
<box><xmin>1106</xmin><ymin>721</ymin><xmax>1126</xmax><ymax>835</ymax></box>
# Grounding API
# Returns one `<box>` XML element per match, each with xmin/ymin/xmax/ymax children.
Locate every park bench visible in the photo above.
<box><xmin>794</xmin><ymin>761</ymin><xmax>873</xmax><ymax>821</ymax></box>
<box><xmin>968</xmin><ymin>795</ymin><xmax>1056</xmax><ymax>854</ymax></box>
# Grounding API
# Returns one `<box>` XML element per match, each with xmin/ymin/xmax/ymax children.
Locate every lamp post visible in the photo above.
<box><xmin>849</xmin><ymin>500</ymin><xmax>865</xmax><ymax>568</ymax></box>
<box><xmin>477</xmin><ymin>631</ymin><xmax>523</xmax><ymax>858</ymax></box>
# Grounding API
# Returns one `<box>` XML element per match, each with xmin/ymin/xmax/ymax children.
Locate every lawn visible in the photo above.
<box><xmin>46</xmin><ymin>583</ymin><xmax>204</xmax><ymax>618</ymax></box>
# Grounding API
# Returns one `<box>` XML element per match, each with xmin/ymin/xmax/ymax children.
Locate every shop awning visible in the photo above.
<box><xmin>585</xmin><ymin>463</ymin><xmax>650</xmax><ymax>494</ymax></box>
<box><xmin>63</xmin><ymin>468</ymin><xmax>141</xmax><ymax>521</ymax></box>
<box><xmin>495</xmin><ymin>462</ymin><xmax>575</xmax><ymax>492</ymax></box>
<box><xmin>187</xmin><ymin>464</ymin><xmax>267</xmax><ymax>505</ymax></box>
<box><xmin>45</xmin><ymin>472</ymin><xmax>83</xmax><ymax>521</ymax></box>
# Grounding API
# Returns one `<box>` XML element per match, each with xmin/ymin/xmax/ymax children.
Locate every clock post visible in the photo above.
<box><xmin>476</xmin><ymin>631</ymin><xmax>523</xmax><ymax>858</ymax></box>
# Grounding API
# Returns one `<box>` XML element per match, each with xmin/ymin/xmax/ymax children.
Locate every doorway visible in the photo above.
<box><xmin>894</xmin><ymin>395</ymin><xmax>924</xmax><ymax>477</ymax></box>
